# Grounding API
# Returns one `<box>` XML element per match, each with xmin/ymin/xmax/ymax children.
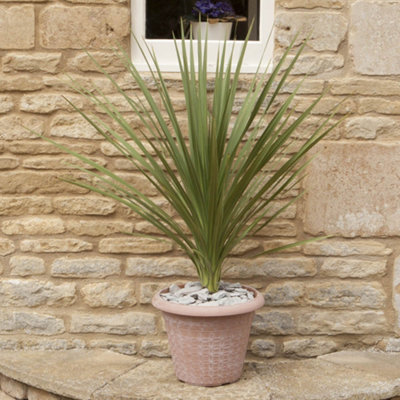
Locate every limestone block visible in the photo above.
<box><xmin>20</xmin><ymin>239</ymin><xmax>93</xmax><ymax>253</ymax></box>
<box><xmin>0</xmin><ymin>158</ymin><xmax>18</xmax><ymax>170</ymax></box>
<box><xmin>50</xmin><ymin>114</ymin><xmax>101</xmax><ymax>140</ymax></box>
<box><xmin>305</xmin><ymin>282</ymin><xmax>386</xmax><ymax>309</ymax></box>
<box><xmin>2</xmin><ymin>217</ymin><xmax>65</xmax><ymax>235</ymax></box>
<box><xmin>392</xmin><ymin>256</ymin><xmax>400</xmax><ymax>330</ymax></box>
<box><xmin>0</xmin><ymin>239</ymin><xmax>15</xmax><ymax>256</ymax></box>
<box><xmin>27</xmin><ymin>387</ymin><xmax>59</xmax><ymax>400</ymax></box>
<box><xmin>20</xmin><ymin>94</ymin><xmax>84</xmax><ymax>114</ymax></box>
<box><xmin>0</xmin><ymin>96</ymin><xmax>13</xmax><ymax>113</ymax></box>
<box><xmin>9</xmin><ymin>256</ymin><xmax>45</xmax><ymax>276</ymax></box>
<box><xmin>344</xmin><ymin>116</ymin><xmax>396</xmax><ymax>139</ymax></box>
<box><xmin>359</xmin><ymin>98</ymin><xmax>400</xmax><ymax>114</ymax></box>
<box><xmin>53</xmin><ymin>196</ymin><xmax>116</xmax><ymax>215</ymax></box>
<box><xmin>139</xmin><ymin>282</ymin><xmax>185</xmax><ymax>304</ymax></box>
<box><xmin>303</xmin><ymin>239</ymin><xmax>392</xmax><ymax>256</ymax></box>
<box><xmin>39</xmin><ymin>5</ymin><xmax>130</xmax><ymax>49</ymax></box>
<box><xmin>0</xmin><ymin>197</ymin><xmax>53</xmax><ymax>216</ymax></box>
<box><xmin>250</xmin><ymin>339</ymin><xmax>276</xmax><ymax>358</ymax></box>
<box><xmin>275</xmin><ymin>12</ymin><xmax>347</xmax><ymax>51</ymax></box>
<box><xmin>0</xmin><ymin>115</ymin><xmax>43</xmax><ymax>140</ymax></box>
<box><xmin>230</xmin><ymin>239</ymin><xmax>260</xmax><ymax>256</ymax></box>
<box><xmin>139</xmin><ymin>340</ymin><xmax>170</xmax><ymax>358</ymax></box>
<box><xmin>70</xmin><ymin>312</ymin><xmax>157</xmax><ymax>335</ymax></box>
<box><xmin>126</xmin><ymin>257</ymin><xmax>196</xmax><ymax>278</ymax></box>
<box><xmin>0</xmin><ymin>75</ymin><xmax>43</xmax><ymax>91</ymax></box>
<box><xmin>320</xmin><ymin>258</ymin><xmax>387</xmax><ymax>278</ymax></box>
<box><xmin>2</xmin><ymin>53</ymin><xmax>61</xmax><ymax>73</ymax></box>
<box><xmin>351</xmin><ymin>1</ymin><xmax>400</xmax><ymax>75</ymax></box>
<box><xmin>99</xmin><ymin>238</ymin><xmax>173</xmax><ymax>254</ymax></box>
<box><xmin>278</xmin><ymin>0</ymin><xmax>344</xmax><ymax>7</ymax></box>
<box><xmin>89</xmin><ymin>339</ymin><xmax>137</xmax><ymax>355</ymax></box>
<box><xmin>0</xmin><ymin>5</ymin><xmax>34</xmax><ymax>49</ymax></box>
<box><xmin>81</xmin><ymin>282</ymin><xmax>136</xmax><ymax>308</ymax></box>
<box><xmin>330</xmin><ymin>78</ymin><xmax>400</xmax><ymax>96</ymax></box>
<box><xmin>294</xmin><ymin>97</ymin><xmax>356</xmax><ymax>115</ymax></box>
<box><xmin>0</xmin><ymin>390</ymin><xmax>14</xmax><ymax>400</ymax></box>
<box><xmin>7</xmin><ymin>142</ymin><xmax>97</xmax><ymax>155</ymax></box>
<box><xmin>263</xmin><ymin>282</ymin><xmax>304</xmax><ymax>306</ymax></box>
<box><xmin>22</xmin><ymin>156</ymin><xmax>107</xmax><ymax>170</ymax></box>
<box><xmin>66</xmin><ymin>219</ymin><xmax>133</xmax><ymax>236</ymax></box>
<box><xmin>304</xmin><ymin>142</ymin><xmax>400</xmax><ymax>237</ymax></box>
<box><xmin>105</xmin><ymin>173</ymin><xmax>158</xmax><ymax>197</ymax></box>
<box><xmin>224</xmin><ymin>258</ymin><xmax>317</xmax><ymax>279</ymax></box>
<box><xmin>68</xmin><ymin>51</ymin><xmax>125</xmax><ymax>73</ymax></box>
<box><xmin>51</xmin><ymin>257</ymin><xmax>120</xmax><ymax>278</ymax></box>
<box><xmin>0</xmin><ymin>280</ymin><xmax>76</xmax><ymax>307</ymax></box>
<box><xmin>297</xmin><ymin>310</ymin><xmax>387</xmax><ymax>335</ymax></box>
<box><xmin>252</xmin><ymin>311</ymin><xmax>296</xmax><ymax>335</ymax></box>
<box><xmin>1</xmin><ymin>376</ymin><xmax>26</xmax><ymax>399</ymax></box>
<box><xmin>43</xmin><ymin>74</ymin><xmax>114</xmax><ymax>94</ymax></box>
<box><xmin>283</xmin><ymin>338</ymin><xmax>337</xmax><ymax>358</ymax></box>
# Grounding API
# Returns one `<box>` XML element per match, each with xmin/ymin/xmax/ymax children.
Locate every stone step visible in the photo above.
<box><xmin>0</xmin><ymin>350</ymin><xmax>400</xmax><ymax>400</ymax></box>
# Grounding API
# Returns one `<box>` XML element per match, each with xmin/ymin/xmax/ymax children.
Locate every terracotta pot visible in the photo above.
<box><xmin>152</xmin><ymin>285</ymin><xmax>264</xmax><ymax>387</ymax></box>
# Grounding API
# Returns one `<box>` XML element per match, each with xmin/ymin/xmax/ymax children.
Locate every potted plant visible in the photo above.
<box><xmin>188</xmin><ymin>0</ymin><xmax>246</xmax><ymax>40</ymax></box>
<box><xmin>39</xmin><ymin>29</ymin><xmax>340</xmax><ymax>387</ymax></box>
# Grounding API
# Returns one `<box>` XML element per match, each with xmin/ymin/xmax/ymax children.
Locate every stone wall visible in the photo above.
<box><xmin>0</xmin><ymin>0</ymin><xmax>399</xmax><ymax>360</ymax></box>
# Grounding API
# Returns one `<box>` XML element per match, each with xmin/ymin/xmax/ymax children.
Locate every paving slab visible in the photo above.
<box><xmin>0</xmin><ymin>350</ymin><xmax>143</xmax><ymax>400</ymax></box>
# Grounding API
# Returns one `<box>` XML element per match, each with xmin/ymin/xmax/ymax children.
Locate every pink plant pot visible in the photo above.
<box><xmin>152</xmin><ymin>285</ymin><xmax>265</xmax><ymax>387</ymax></box>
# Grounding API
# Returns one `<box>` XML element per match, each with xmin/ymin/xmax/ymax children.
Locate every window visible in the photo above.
<box><xmin>131</xmin><ymin>0</ymin><xmax>274</xmax><ymax>73</ymax></box>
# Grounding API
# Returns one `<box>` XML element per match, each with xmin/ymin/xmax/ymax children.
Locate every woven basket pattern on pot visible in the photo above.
<box><xmin>163</xmin><ymin>311</ymin><xmax>255</xmax><ymax>386</ymax></box>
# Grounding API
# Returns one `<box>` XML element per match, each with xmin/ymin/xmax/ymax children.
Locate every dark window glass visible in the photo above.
<box><xmin>145</xmin><ymin>0</ymin><xmax>260</xmax><ymax>41</ymax></box>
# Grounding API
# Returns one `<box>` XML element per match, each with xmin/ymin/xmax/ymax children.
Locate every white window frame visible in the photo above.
<box><xmin>131</xmin><ymin>0</ymin><xmax>274</xmax><ymax>73</ymax></box>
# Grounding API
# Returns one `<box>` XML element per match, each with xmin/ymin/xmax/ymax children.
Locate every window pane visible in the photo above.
<box><xmin>145</xmin><ymin>0</ymin><xmax>260</xmax><ymax>41</ymax></box>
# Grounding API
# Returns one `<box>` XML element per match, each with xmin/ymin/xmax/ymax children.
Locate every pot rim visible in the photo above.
<box><xmin>152</xmin><ymin>284</ymin><xmax>265</xmax><ymax>317</ymax></box>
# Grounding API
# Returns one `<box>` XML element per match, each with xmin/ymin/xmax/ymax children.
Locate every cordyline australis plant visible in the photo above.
<box><xmin>40</xmin><ymin>28</ymin><xmax>340</xmax><ymax>293</ymax></box>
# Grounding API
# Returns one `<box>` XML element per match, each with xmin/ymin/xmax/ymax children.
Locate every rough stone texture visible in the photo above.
<box><xmin>0</xmin><ymin>239</ymin><xmax>15</xmax><ymax>256</ymax></box>
<box><xmin>20</xmin><ymin>239</ymin><xmax>93</xmax><ymax>253</ymax></box>
<box><xmin>53</xmin><ymin>197</ymin><xmax>116</xmax><ymax>215</ymax></box>
<box><xmin>252</xmin><ymin>311</ymin><xmax>296</xmax><ymax>335</ymax></box>
<box><xmin>89</xmin><ymin>340</ymin><xmax>137</xmax><ymax>356</ymax></box>
<box><xmin>392</xmin><ymin>256</ymin><xmax>400</xmax><ymax>330</ymax></box>
<box><xmin>139</xmin><ymin>339</ymin><xmax>170</xmax><ymax>358</ymax></box>
<box><xmin>126</xmin><ymin>258</ymin><xmax>196</xmax><ymax>278</ymax></box>
<box><xmin>0</xmin><ymin>197</ymin><xmax>53</xmax><ymax>216</ymax></box>
<box><xmin>66</xmin><ymin>220</ymin><xmax>133</xmax><ymax>236</ymax></box>
<box><xmin>277</xmin><ymin>53</ymin><xmax>344</xmax><ymax>75</ymax></box>
<box><xmin>351</xmin><ymin>1</ymin><xmax>400</xmax><ymax>75</ymax></box>
<box><xmin>9</xmin><ymin>256</ymin><xmax>45</xmax><ymax>276</ymax></box>
<box><xmin>70</xmin><ymin>312</ymin><xmax>156</xmax><ymax>335</ymax></box>
<box><xmin>278</xmin><ymin>0</ymin><xmax>345</xmax><ymax>8</ymax></box>
<box><xmin>50</xmin><ymin>114</ymin><xmax>100</xmax><ymax>140</ymax></box>
<box><xmin>1</xmin><ymin>376</ymin><xmax>27</xmax><ymax>399</ymax></box>
<box><xmin>2</xmin><ymin>53</ymin><xmax>61</xmax><ymax>73</ymax></box>
<box><xmin>99</xmin><ymin>238</ymin><xmax>173</xmax><ymax>254</ymax></box>
<box><xmin>0</xmin><ymin>96</ymin><xmax>14</xmax><ymax>114</ymax></box>
<box><xmin>0</xmin><ymin>158</ymin><xmax>19</xmax><ymax>170</ymax></box>
<box><xmin>275</xmin><ymin>12</ymin><xmax>347</xmax><ymax>51</ymax></box>
<box><xmin>283</xmin><ymin>338</ymin><xmax>337</xmax><ymax>358</ymax></box>
<box><xmin>27</xmin><ymin>387</ymin><xmax>59</xmax><ymax>400</ymax></box>
<box><xmin>1</xmin><ymin>217</ymin><xmax>65</xmax><ymax>235</ymax></box>
<box><xmin>51</xmin><ymin>257</ymin><xmax>121</xmax><ymax>278</ymax></box>
<box><xmin>344</xmin><ymin>116</ymin><xmax>396</xmax><ymax>139</ymax></box>
<box><xmin>80</xmin><ymin>282</ymin><xmax>136</xmax><ymax>308</ymax></box>
<box><xmin>250</xmin><ymin>339</ymin><xmax>276</xmax><ymax>358</ymax></box>
<box><xmin>0</xmin><ymin>5</ymin><xmax>34</xmax><ymax>49</ymax></box>
<box><xmin>264</xmin><ymin>282</ymin><xmax>304</xmax><ymax>306</ymax></box>
<box><xmin>304</xmin><ymin>142</ymin><xmax>400</xmax><ymax>237</ymax></box>
<box><xmin>68</xmin><ymin>52</ymin><xmax>125</xmax><ymax>73</ymax></box>
<box><xmin>39</xmin><ymin>6</ymin><xmax>130</xmax><ymax>49</ymax></box>
<box><xmin>20</xmin><ymin>94</ymin><xmax>84</xmax><ymax>114</ymax></box>
<box><xmin>320</xmin><ymin>258</ymin><xmax>387</xmax><ymax>278</ymax></box>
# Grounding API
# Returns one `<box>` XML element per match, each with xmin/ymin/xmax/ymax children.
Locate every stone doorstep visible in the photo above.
<box><xmin>1</xmin><ymin>350</ymin><xmax>400</xmax><ymax>400</ymax></box>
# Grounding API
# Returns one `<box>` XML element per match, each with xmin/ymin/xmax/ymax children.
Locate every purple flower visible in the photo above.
<box><xmin>193</xmin><ymin>0</ymin><xmax>235</xmax><ymax>20</ymax></box>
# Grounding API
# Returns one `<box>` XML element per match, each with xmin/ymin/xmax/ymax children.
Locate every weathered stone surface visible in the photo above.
<box><xmin>70</xmin><ymin>312</ymin><xmax>157</xmax><ymax>335</ymax></box>
<box><xmin>22</xmin><ymin>156</ymin><xmax>106</xmax><ymax>170</ymax></box>
<box><xmin>126</xmin><ymin>257</ymin><xmax>196</xmax><ymax>278</ymax></box>
<box><xmin>0</xmin><ymin>239</ymin><xmax>15</xmax><ymax>256</ymax></box>
<box><xmin>321</xmin><ymin>258</ymin><xmax>387</xmax><ymax>278</ymax></box>
<box><xmin>264</xmin><ymin>282</ymin><xmax>304</xmax><ymax>306</ymax></box>
<box><xmin>351</xmin><ymin>1</ymin><xmax>400</xmax><ymax>75</ymax></box>
<box><xmin>297</xmin><ymin>311</ymin><xmax>387</xmax><ymax>335</ymax></box>
<box><xmin>2</xmin><ymin>53</ymin><xmax>61</xmax><ymax>73</ymax></box>
<box><xmin>7</xmin><ymin>142</ymin><xmax>97</xmax><ymax>155</ymax></box>
<box><xmin>89</xmin><ymin>340</ymin><xmax>137</xmax><ymax>356</ymax></box>
<box><xmin>393</xmin><ymin>256</ymin><xmax>400</xmax><ymax>330</ymax></box>
<box><xmin>0</xmin><ymin>280</ymin><xmax>76</xmax><ymax>307</ymax></box>
<box><xmin>277</xmin><ymin>53</ymin><xmax>344</xmax><ymax>75</ymax></box>
<box><xmin>283</xmin><ymin>338</ymin><xmax>337</xmax><ymax>358</ymax></box>
<box><xmin>331</xmin><ymin>78</ymin><xmax>400</xmax><ymax>96</ymax></box>
<box><xmin>66</xmin><ymin>219</ymin><xmax>133</xmax><ymax>236</ymax></box>
<box><xmin>294</xmin><ymin>97</ymin><xmax>356</xmax><ymax>115</ymax></box>
<box><xmin>140</xmin><ymin>282</ymin><xmax>182</xmax><ymax>304</ymax></box>
<box><xmin>81</xmin><ymin>282</ymin><xmax>136</xmax><ymax>308</ymax></box>
<box><xmin>51</xmin><ymin>257</ymin><xmax>121</xmax><ymax>278</ymax></box>
<box><xmin>359</xmin><ymin>98</ymin><xmax>400</xmax><ymax>114</ymax></box>
<box><xmin>252</xmin><ymin>221</ymin><xmax>297</xmax><ymax>237</ymax></box>
<box><xmin>0</xmin><ymin>75</ymin><xmax>43</xmax><ymax>91</ymax></box>
<box><xmin>139</xmin><ymin>340</ymin><xmax>169</xmax><ymax>358</ymax></box>
<box><xmin>303</xmin><ymin>239</ymin><xmax>392</xmax><ymax>256</ymax></box>
<box><xmin>0</xmin><ymin>157</ymin><xmax>18</xmax><ymax>170</ymax></box>
<box><xmin>9</xmin><ymin>256</ymin><xmax>45</xmax><ymax>276</ymax></box>
<box><xmin>68</xmin><ymin>51</ymin><xmax>125</xmax><ymax>73</ymax></box>
<box><xmin>275</xmin><ymin>12</ymin><xmax>347</xmax><ymax>51</ymax></box>
<box><xmin>0</xmin><ymin>5</ymin><xmax>34</xmax><ymax>49</ymax></box>
<box><xmin>224</xmin><ymin>258</ymin><xmax>317</xmax><ymax>279</ymax></box>
<box><xmin>0</xmin><ymin>350</ymin><xmax>142</xmax><ymax>400</ymax></box>
<box><xmin>0</xmin><ymin>311</ymin><xmax>65</xmax><ymax>335</ymax></box>
<box><xmin>0</xmin><ymin>197</ymin><xmax>53</xmax><ymax>216</ymax></box>
<box><xmin>50</xmin><ymin>114</ymin><xmax>100</xmax><ymax>139</ymax></box>
<box><xmin>250</xmin><ymin>339</ymin><xmax>276</xmax><ymax>358</ymax></box>
<box><xmin>344</xmin><ymin>116</ymin><xmax>396</xmax><ymax>139</ymax></box>
<box><xmin>53</xmin><ymin>196</ymin><xmax>116</xmax><ymax>215</ymax></box>
<box><xmin>252</xmin><ymin>311</ymin><xmax>296</xmax><ymax>335</ymax></box>
<box><xmin>278</xmin><ymin>0</ymin><xmax>345</xmax><ymax>8</ymax></box>
<box><xmin>2</xmin><ymin>217</ymin><xmax>65</xmax><ymax>235</ymax></box>
<box><xmin>230</xmin><ymin>239</ymin><xmax>260</xmax><ymax>256</ymax></box>
<box><xmin>27</xmin><ymin>387</ymin><xmax>59</xmax><ymax>400</ymax></box>
<box><xmin>99</xmin><ymin>238</ymin><xmax>173</xmax><ymax>254</ymax></box>
<box><xmin>304</xmin><ymin>142</ymin><xmax>400</xmax><ymax>237</ymax></box>
<box><xmin>20</xmin><ymin>239</ymin><xmax>93</xmax><ymax>253</ymax></box>
<box><xmin>0</xmin><ymin>96</ymin><xmax>13</xmax><ymax>113</ymax></box>
<box><xmin>20</xmin><ymin>94</ymin><xmax>84</xmax><ymax>114</ymax></box>
<box><xmin>43</xmin><ymin>74</ymin><xmax>114</xmax><ymax>94</ymax></box>
<box><xmin>1</xmin><ymin>376</ymin><xmax>26</xmax><ymax>399</ymax></box>
<box><xmin>39</xmin><ymin>6</ymin><xmax>130</xmax><ymax>49</ymax></box>
<box><xmin>0</xmin><ymin>389</ymin><xmax>15</xmax><ymax>400</ymax></box>
<box><xmin>305</xmin><ymin>282</ymin><xmax>386</xmax><ymax>309</ymax></box>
